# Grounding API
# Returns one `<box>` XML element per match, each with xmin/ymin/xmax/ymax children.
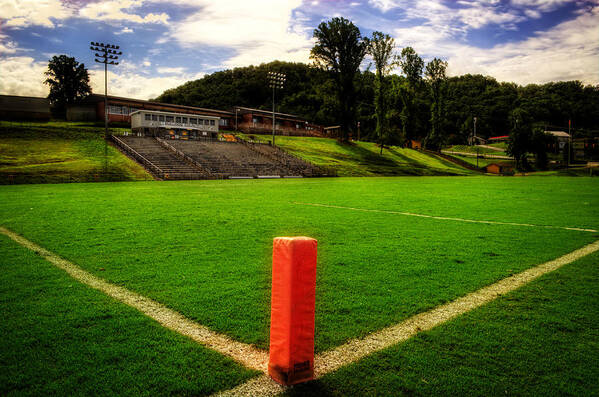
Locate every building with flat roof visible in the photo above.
<box><xmin>233</xmin><ymin>106</ymin><xmax>323</xmax><ymax>136</ymax></box>
<box><xmin>64</xmin><ymin>94</ymin><xmax>324</xmax><ymax>137</ymax></box>
<box><xmin>0</xmin><ymin>94</ymin><xmax>51</xmax><ymax>121</ymax></box>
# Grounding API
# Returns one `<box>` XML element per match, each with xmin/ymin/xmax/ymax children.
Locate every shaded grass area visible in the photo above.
<box><xmin>451</xmin><ymin>155</ymin><xmax>501</xmax><ymax>168</ymax></box>
<box><xmin>0</xmin><ymin>121</ymin><xmax>151</xmax><ymax>184</ymax></box>
<box><xmin>446</xmin><ymin>144</ymin><xmax>508</xmax><ymax>156</ymax></box>
<box><xmin>0</xmin><ymin>236</ymin><xmax>258</xmax><ymax>396</ymax></box>
<box><xmin>287</xmin><ymin>250</ymin><xmax>599</xmax><ymax>396</ymax></box>
<box><xmin>0</xmin><ymin>177</ymin><xmax>597</xmax><ymax>353</ymax></box>
<box><xmin>240</xmin><ymin>134</ymin><xmax>472</xmax><ymax>176</ymax></box>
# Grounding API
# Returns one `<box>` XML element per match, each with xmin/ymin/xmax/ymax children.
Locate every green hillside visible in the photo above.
<box><xmin>0</xmin><ymin>121</ymin><xmax>152</xmax><ymax>184</ymax></box>
<box><xmin>240</xmin><ymin>135</ymin><xmax>473</xmax><ymax>176</ymax></box>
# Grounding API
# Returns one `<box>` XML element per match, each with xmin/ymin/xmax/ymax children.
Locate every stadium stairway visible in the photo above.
<box><xmin>112</xmin><ymin>136</ymin><xmax>209</xmax><ymax>180</ymax></box>
<box><xmin>112</xmin><ymin>135</ymin><xmax>333</xmax><ymax>180</ymax></box>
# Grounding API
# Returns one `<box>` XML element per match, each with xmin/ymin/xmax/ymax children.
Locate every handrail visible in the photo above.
<box><xmin>111</xmin><ymin>135</ymin><xmax>165</xmax><ymax>179</ymax></box>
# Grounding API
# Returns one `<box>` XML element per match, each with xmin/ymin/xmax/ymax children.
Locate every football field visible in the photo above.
<box><xmin>1</xmin><ymin>176</ymin><xmax>598</xmax><ymax>395</ymax></box>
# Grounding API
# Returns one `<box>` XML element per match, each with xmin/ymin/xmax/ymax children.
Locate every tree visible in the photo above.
<box><xmin>365</xmin><ymin>31</ymin><xmax>398</xmax><ymax>153</ymax></box>
<box><xmin>424</xmin><ymin>58</ymin><xmax>448</xmax><ymax>150</ymax></box>
<box><xmin>507</xmin><ymin>108</ymin><xmax>532</xmax><ymax>170</ymax></box>
<box><xmin>311</xmin><ymin>17</ymin><xmax>367</xmax><ymax>141</ymax></box>
<box><xmin>44</xmin><ymin>55</ymin><xmax>91</xmax><ymax>118</ymax></box>
<box><xmin>397</xmin><ymin>47</ymin><xmax>424</xmax><ymax>143</ymax></box>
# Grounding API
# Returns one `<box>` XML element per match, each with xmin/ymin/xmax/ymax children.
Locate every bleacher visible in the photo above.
<box><xmin>112</xmin><ymin>136</ymin><xmax>330</xmax><ymax>180</ymax></box>
<box><xmin>113</xmin><ymin>136</ymin><xmax>207</xmax><ymax>180</ymax></box>
<box><xmin>167</xmin><ymin>140</ymin><xmax>299</xmax><ymax>178</ymax></box>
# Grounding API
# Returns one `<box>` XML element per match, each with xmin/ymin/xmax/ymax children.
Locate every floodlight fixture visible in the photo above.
<box><xmin>267</xmin><ymin>71</ymin><xmax>286</xmax><ymax>145</ymax></box>
<box><xmin>89</xmin><ymin>41</ymin><xmax>123</xmax><ymax>172</ymax></box>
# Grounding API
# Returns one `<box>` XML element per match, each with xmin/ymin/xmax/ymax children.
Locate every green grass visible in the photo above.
<box><xmin>0</xmin><ymin>177</ymin><xmax>597</xmax><ymax>354</ymax></box>
<box><xmin>287</xmin><ymin>250</ymin><xmax>599</xmax><ymax>396</ymax></box>
<box><xmin>0</xmin><ymin>236</ymin><xmax>257</xmax><ymax>396</ymax></box>
<box><xmin>446</xmin><ymin>144</ymin><xmax>508</xmax><ymax>156</ymax></box>
<box><xmin>0</xmin><ymin>121</ymin><xmax>152</xmax><ymax>184</ymax></box>
<box><xmin>240</xmin><ymin>134</ymin><xmax>472</xmax><ymax>176</ymax></box>
<box><xmin>488</xmin><ymin>142</ymin><xmax>508</xmax><ymax>150</ymax></box>
<box><xmin>451</xmin><ymin>154</ymin><xmax>504</xmax><ymax>168</ymax></box>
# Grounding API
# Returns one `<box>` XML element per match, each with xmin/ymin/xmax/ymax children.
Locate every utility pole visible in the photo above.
<box><xmin>568</xmin><ymin>119</ymin><xmax>571</xmax><ymax>167</ymax></box>
<box><xmin>267</xmin><ymin>71</ymin><xmax>285</xmax><ymax>146</ymax></box>
<box><xmin>473</xmin><ymin>116</ymin><xmax>477</xmax><ymax>146</ymax></box>
<box><xmin>357</xmin><ymin>121</ymin><xmax>360</xmax><ymax>141</ymax></box>
<box><xmin>90</xmin><ymin>42</ymin><xmax>122</xmax><ymax>173</ymax></box>
<box><xmin>235</xmin><ymin>108</ymin><xmax>239</xmax><ymax>132</ymax></box>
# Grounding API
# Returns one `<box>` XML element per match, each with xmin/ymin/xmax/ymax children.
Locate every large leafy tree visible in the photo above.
<box><xmin>365</xmin><ymin>31</ymin><xmax>398</xmax><ymax>153</ymax></box>
<box><xmin>397</xmin><ymin>47</ymin><xmax>424</xmax><ymax>143</ymax></box>
<box><xmin>424</xmin><ymin>58</ymin><xmax>448</xmax><ymax>150</ymax></box>
<box><xmin>311</xmin><ymin>17</ymin><xmax>367</xmax><ymax>141</ymax></box>
<box><xmin>44</xmin><ymin>55</ymin><xmax>91</xmax><ymax>118</ymax></box>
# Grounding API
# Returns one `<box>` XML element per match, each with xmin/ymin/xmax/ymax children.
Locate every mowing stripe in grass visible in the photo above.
<box><xmin>216</xmin><ymin>239</ymin><xmax>599</xmax><ymax>397</ymax></box>
<box><xmin>295</xmin><ymin>202</ymin><xmax>598</xmax><ymax>233</ymax></box>
<box><xmin>0</xmin><ymin>226</ymin><xmax>269</xmax><ymax>373</ymax></box>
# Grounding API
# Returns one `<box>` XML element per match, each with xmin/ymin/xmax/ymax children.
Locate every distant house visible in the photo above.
<box><xmin>486</xmin><ymin>162</ymin><xmax>514</xmax><ymax>175</ymax></box>
<box><xmin>323</xmin><ymin>125</ymin><xmax>341</xmax><ymax>138</ymax></box>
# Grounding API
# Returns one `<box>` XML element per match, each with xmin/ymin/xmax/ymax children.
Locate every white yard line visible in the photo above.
<box><xmin>0</xmin><ymin>226</ymin><xmax>269</xmax><ymax>373</ymax></box>
<box><xmin>295</xmin><ymin>202</ymin><xmax>598</xmax><ymax>233</ymax></box>
<box><xmin>216</xmin><ymin>239</ymin><xmax>599</xmax><ymax>396</ymax></box>
<box><xmin>3</xmin><ymin>225</ymin><xmax>598</xmax><ymax>397</ymax></box>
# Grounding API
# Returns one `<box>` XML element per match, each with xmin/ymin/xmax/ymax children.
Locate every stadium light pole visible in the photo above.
<box><xmin>89</xmin><ymin>42</ymin><xmax>122</xmax><ymax>143</ymax></box>
<box><xmin>268</xmin><ymin>71</ymin><xmax>285</xmax><ymax>146</ymax></box>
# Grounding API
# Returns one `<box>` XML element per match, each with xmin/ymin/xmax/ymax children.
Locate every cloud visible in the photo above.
<box><xmin>0</xmin><ymin>34</ymin><xmax>19</xmax><ymax>54</ymax></box>
<box><xmin>444</xmin><ymin>6</ymin><xmax>599</xmax><ymax>84</ymax></box>
<box><xmin>116</xmin><ymin>27</ymin><xmax>134</xmax><ymax>34</ymax></box>
<box><xmin>89</xmin><ymin>61</ymin><xmax>204</xmax><ymax>99</ymax></box>
<box><xmin>0</xmin><ymin>0</ymin><xmax>74</xmax><ymax>28</ymax></box>
<box><xmin>168</xmin><ymin>0</ymin><xmax>313</xmax><ymax>67</ymax></box>
<box><xmin>78</xmin><ymin>0</ymin><xmax>169</xmax><ymax>24</ymax></box>
<box><xmin>0</xmin><ymin>56</ymin><xmax>203</xmax><ymax>100</ymax></box>
<box><xmin>0</xmin><ymin>56</ymin><xmax>49</xmax><ymax>97</ymax></box>
<box><xmin>156</xmin><ymin>66</ymin><xmax>186</xmax><ymax>74</ymax></box>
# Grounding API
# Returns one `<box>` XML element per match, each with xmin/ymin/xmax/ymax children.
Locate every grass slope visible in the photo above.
<box><xmin>287</xmin><ymin>251</ymin><xmax>599</xmax><ymax>396</ymax></box>
<box><xmin>0</xmin><ymin>236</ymin><xmax>257</xmax><ymax>396</ymax></box>
<box><xmin>241</xmin><ymin>134</ymin><xmax>472</xmax><ymax>176</ymax></box>
<box><xmin>446</xmin><ymin>144</ymin><xmax>508</xmax><ymax>156</ymax></box>
<box><xmin>0</xmin><ymin>177</ymin><xmax>597</xmax><ymax>354</ymax></box>
<box><xmin>0</xmin><ymin>121</ymin><xmax>152</xmax><ymax>184</ymax></box>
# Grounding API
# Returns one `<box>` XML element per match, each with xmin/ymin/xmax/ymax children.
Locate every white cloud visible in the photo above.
<box><xmin>117</xmin><ymin>27</ymin><xmax>135</xmax><ymax>34</ymax></box>
<box><xmin>78</xmin><ymin>0</ymin><xmax>169</xmax><ymax>24</ymax></box>
<box><xmin>510</xmin><ymin>0</ymin><xmax>577</xmax><ymax>12</ymax></box>
<box><xmin>0</xmin><ymin>56</ymin><xmax>48</xmax><ymax>97</ymax></box>
<box><xmin>142</xmin><ymin>60</ymin><xmax>151</xmax><ymax>67</ymax></box>
<box><xmin>0</xmin><ymin>0</ymin><xmax>74</xmax><ymax>28</ymax></box>
<box><xmin>0</xmin><ymin>34</ymin><xmax>19</xmax><ymax>54</ymax></box>
<box><xmin>168</xmin><ymin>0</ymin><xmax>313</xmax><ymax>67</ymax></box>
<box><xmin>89</xmin><ymin>61</ymin><xmax>204</xmax><ymax>99</ymax></box>
<box><xmin>156</xmin><ymin>66</ymin><xmax>186</xmax><ymax>74</ymax></box>
<box><xmin>442</xmin><ymin>6</ymin><xmax>599</xmax><ymax>84</ymax></box>
<box><xmin>0</xmin><ymin>56</ymin><xmax>203</xmax><ymax>100</ymax></box>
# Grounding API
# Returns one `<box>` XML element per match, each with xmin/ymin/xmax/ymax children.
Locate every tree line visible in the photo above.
<box><xmin>155</xmin><ymin>17</ymin><xmax>599</xmax><ymax>154</ymax></box>
<box><xmin>42</xmin><ymin>17</ymin><xmax>599</xmax><ymax>164</ymax></box>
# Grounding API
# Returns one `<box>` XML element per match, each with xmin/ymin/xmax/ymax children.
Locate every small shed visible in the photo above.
<box><xmin>409</xmin><ymin>140</ymin><xmax>422</xmax><ymax>149</ymax></box>
<box><xmin>486</xmin><ymin>162</ymin><xmax>514</xmax><ymax>175</ymax></box>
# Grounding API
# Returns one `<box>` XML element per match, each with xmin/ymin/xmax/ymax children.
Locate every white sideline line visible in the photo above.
<box><xmin>215</xmin><ymin>239</ymin><xmax>599</xmax><ymax>397</ymax></box>
<box><xmin>295</xmin><ymin>202</ymin><xmax>598</xmax><ymax>233</ymax></box>
<box><xmin>0</xmin><ymin>226</ymin><xmax>269</xmax><ymax>373</ymax></box>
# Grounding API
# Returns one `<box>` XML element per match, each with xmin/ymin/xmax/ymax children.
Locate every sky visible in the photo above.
<box><xmin>0</xmin><ymin>0</ymin><xmax>598</xmax><ymax>100</ymax></box>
